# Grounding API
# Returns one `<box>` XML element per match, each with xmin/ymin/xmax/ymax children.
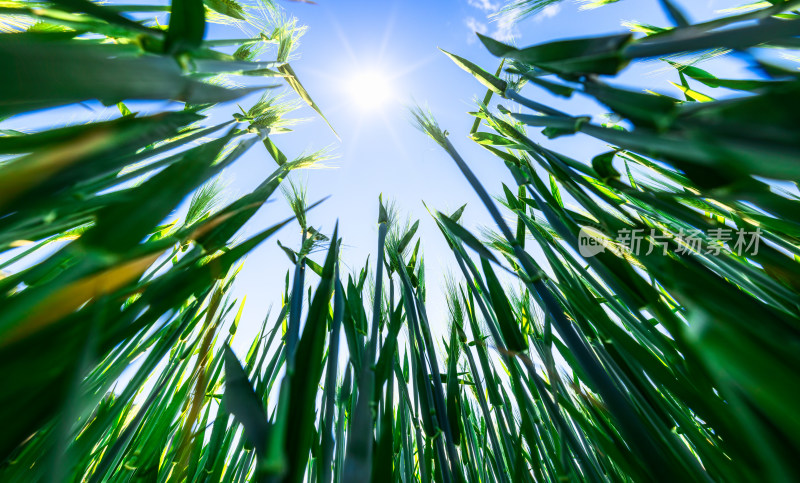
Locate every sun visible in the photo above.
<box><xmin>347</xmin><ymin>70</ymin><xmax>395</xmax><ymax>111</ymax></box>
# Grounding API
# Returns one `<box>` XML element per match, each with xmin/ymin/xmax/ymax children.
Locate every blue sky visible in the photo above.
<box><xmin>0</xmin><ymin>0</ymin><xmax>752</xmax><ymax>349</ymax></box>
<box><xmin>217</xmin><ymin>0</ymin><xmax>748</xmax><ymax>345</ymax></box>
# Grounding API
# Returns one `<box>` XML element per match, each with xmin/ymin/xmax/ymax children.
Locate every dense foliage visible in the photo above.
<box><xmin>1</xmin><ymin>0</ymin><xmax>799</xmax><ymax>482</ymax></box>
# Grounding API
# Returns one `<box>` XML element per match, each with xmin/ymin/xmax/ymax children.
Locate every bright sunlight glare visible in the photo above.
<box><xmin>347</xmin><ymin>70</ymin><xmax>395</xmax><ymax>111</ymax></box>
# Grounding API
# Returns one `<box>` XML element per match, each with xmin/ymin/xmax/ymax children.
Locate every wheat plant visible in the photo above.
<box><xmin>1</xmin><ymin>0</ymin><xmax>800</xmax><ymax>482</ymax></box>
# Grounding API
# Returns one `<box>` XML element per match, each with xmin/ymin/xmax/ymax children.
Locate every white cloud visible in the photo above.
<box><xmin>464</xmin><ymin>0</ymin><xmax>519</xmax><ymax>43</ymax></box>
<box><xmin>492</xmin><ymin>15</ymin><xmax>517</xmax><ymax>42</ymax></box>
<box><xmin>536</xmin><ymin>4</ymin><xmax>562</xmax><ymax>22</ymax></box>
<box><xmin>542</xmin><ymin>4</ymin><xmax>561</xmax><ymax>18</ymax></box>
<box><xmin>465</xmin><ymin>16</ymin><xmax>488</xmax><ymax>44</ymax></box>
<box><xmin>467</xmin><ymin>0</ymin><xmax>500</xmax><ymax>12</ymax></box>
